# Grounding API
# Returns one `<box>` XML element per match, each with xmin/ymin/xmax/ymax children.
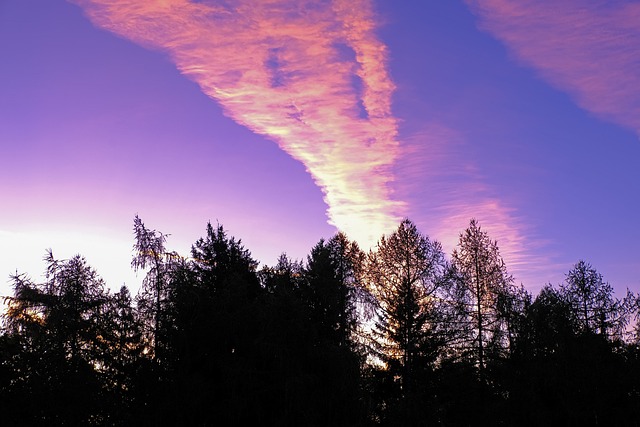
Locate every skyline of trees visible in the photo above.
<box><xmin>1</xmin><ymin>216</ymin><xmax>639</xmax><ymax>425</ymax></box>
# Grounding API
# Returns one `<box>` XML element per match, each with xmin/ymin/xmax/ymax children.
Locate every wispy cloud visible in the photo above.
<box><xmin>396</xmin><ymin>123</ymin><xmax>558</xmax><ymax>290</ymax></box>
<box><xmin>467</xmin><ymin>0</ymin><xmax>640</xmax><ymax>137</ymax></box>
<box><xmin>70</xmin><ymin>0</ymin><xmax>404</xmax><ymax>247</ymax></box>
<box><xmin>433</xmin><ymin>199</ymin><xmax>554</xmax><ymax>291</ymax></box>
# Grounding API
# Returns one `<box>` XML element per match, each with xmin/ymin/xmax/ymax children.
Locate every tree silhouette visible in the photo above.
<box><xmin>172</xmin><ymin>221</ymin><xmax>262</xmax><ymax>425</ymax></box>
<box><xmin>100</xmin><ymin>285</ymin><xmax>146</xmax><ymax>422</ymax></box>
<box><xmin>301</xmin><ymin>233</ymin><xmax>369</xmax><ymax>425</ymax></box>
<box><xmin>303</xmin><ymin>232</ymin><xmax>364</xmax><ymax>349</ymax></box>
<box><xmin>131</xmin><ymin>215</ymin><xmax>179</xmax><ymax>363</ymax></box>
<box><xmin>451</xmin><ymin>218</ymin><xmax>514</xmax><ymax>374</ymax></box>
<box><xmin>562</xmin><ymin>260</ymin><xmax>634</xmax><ymax>340</ymax></box>
<box><xmin>508</xmin><ymin>282</ymin><xmax>640</xmax><ymax>426</ymax></box>
<box><xmin>258</xmin><ymin>253</ymin><xmax>319</xmax><ymax>425</ymax></box>
<box><xmin>1</xmin><ymin>218</ymin><xmax>639</xmax><ymax>425</ymax></box>
<box><xmin>365</xmin><ymin>219</ymin><xmax>452</xmax><ymax>425</ymax></box>
<box><xmin>2</xmin><ymin>251</ymin><xmax>112</xmax><ymax>424</ymax></box>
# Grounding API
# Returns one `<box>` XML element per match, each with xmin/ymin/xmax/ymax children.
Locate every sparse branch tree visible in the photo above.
<box><xmin>561</xmin><ymin>260</ymin><xmax>634</xmax><ymax>340</ymax></box>
<box><xmin>451</xmin><ymin>218</ymin><xmax>514</xmax><ymax>374</ymax></box>
<box><xmin>132</xmin><ymin>215</ymin><xmax>177</xmax><ymax>361</ymax></box>
<box><xmin>366</xmin><ymin>219</ymin><xmax>451</xmax><ymax>396</ymax></box>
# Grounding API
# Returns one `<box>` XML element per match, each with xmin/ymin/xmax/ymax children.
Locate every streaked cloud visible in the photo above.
<box><xmin>70</xmin><ymin>0</ymin><xmax>403</xmax><ymax>247</ymax></box>
<box><xmin>433</xmin><ymin>199</ymin><xmax>551</xmax><ymax>290</ymax></box>
<box><xmin>396</xmin><ymin>123</ymin><xmax>558</xmax><ymax>289</ymax></box>
<box><xmin>467</xmin><ymin>0</ymin><xmax>640</xmax><ymax>136</ymax></box>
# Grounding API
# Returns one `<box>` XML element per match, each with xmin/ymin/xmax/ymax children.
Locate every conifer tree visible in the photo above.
<box><xmin>367</xmin><ymin>219</ymin><xmax>450</xmax><ymax>396</ymax></box>
<box><xmin>562</xmin><ymin>260</ymin><xmax>634</xmax><ymax>340</ymax></box>
<box><xmin>451</xmin><ymin>219</ymin><xmax>514</xmax><ymax>373</ymax></box>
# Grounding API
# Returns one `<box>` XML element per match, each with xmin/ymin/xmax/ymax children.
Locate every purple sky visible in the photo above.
<box><xmin>1</xmin><ymin>0</ymin><xmax>639</xmax><ymax>297</ymax></box>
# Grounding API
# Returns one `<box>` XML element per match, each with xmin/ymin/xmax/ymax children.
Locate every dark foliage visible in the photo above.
<box><xmin>1</xmin><ymin>217</ymin><xmax>638</xmax><ymax>426</ymax></box>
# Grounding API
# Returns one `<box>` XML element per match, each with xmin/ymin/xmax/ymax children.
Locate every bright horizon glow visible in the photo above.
<box><xmin>0</xmin><ymin>228</ymin><xmax>137</xmax><ymax>295</ymax></box>
<box><xmin>1</xmin><ymin>0</ymin><xmax>639</xmax><ymax>298</ymax></box>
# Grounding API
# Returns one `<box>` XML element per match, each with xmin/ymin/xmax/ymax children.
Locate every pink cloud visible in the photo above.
<box><xmin>396</xmin><ymin>123</ymin><xmax>558</xmax><ymax>290</ymax></box>
<box><xmin>433</xmin><ymin>199</ymin><xmax>548</xmax><ymax>289</ymax></box>
<box><xmin>467</xmin><ymin>0</ymin><xmax>640</xmax><ymax>137</ymax></box>
<box><xmin>70</xmin><ymin>0</ymin><xmax>404</xmax><ymax>247</ymax></box>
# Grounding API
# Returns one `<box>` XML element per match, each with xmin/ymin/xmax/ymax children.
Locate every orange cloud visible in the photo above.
<box><xmin>467</xmin><ymin>0</ymin><xmax>640</xmax><ymax>137</ymax></box>
<box><xmin>70</xmin><ymin>0</ymin><xmax>404</xmax><ymax>247</ymax></box>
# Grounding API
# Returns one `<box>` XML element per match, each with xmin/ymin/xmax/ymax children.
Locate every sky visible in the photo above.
<box><xmin>1</xmin><ymin>0</ymin><xmax>639</xmax><ymax>298</ymax></box>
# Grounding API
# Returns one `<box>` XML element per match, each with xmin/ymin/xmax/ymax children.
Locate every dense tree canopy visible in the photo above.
<box><xmin>1</xmin><ymin>217</ymin><xmax>638</xmax><ymax>426</ymax></box>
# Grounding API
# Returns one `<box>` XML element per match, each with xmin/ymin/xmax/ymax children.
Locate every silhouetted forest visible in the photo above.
<box><xmin>2</xmin><ymin>216</ymin><xmax>639</xmax><ymax>426</ymax></box>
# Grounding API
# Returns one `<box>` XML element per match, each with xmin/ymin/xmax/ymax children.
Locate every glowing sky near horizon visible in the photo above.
<box><xmin>1</xmin><ymin>0</ymin><xmax>639</xmax><ymax>297</ymax></box>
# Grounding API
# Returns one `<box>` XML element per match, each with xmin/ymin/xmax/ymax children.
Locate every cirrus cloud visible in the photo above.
<box><xmin>70</xmin><ymin>0</ymin><xmax>404</xmax><ymax>247</ymax></box>
<box><xmin>467</xmin><ymin>0</ymin><xmax>640</xmax><ymax>137</ymax></box>
<box><xmin>396</xmin><ymin>123</ymin><xmax>558</xmax><ymax>290</ymax></box>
